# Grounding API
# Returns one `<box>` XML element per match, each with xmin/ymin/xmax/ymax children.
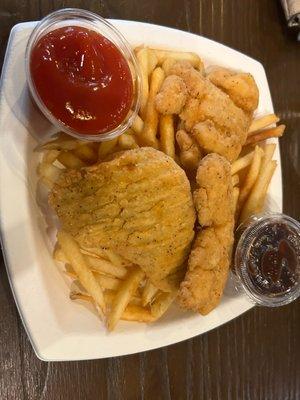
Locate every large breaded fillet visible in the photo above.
<box><xmin>49</xmin><ymin>147</ymin><xmax>196</xmax><ymax>290</ymax></box>
<box><xmin>178</xmin><ymin>154</ymin><xmax>234</xmax><ymax>313</ymax></box>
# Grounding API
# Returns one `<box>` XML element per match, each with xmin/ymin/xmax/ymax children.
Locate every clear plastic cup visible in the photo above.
<box><xmin>25</xmin><ymin>8</ymin><xmax>141</xmax><ymax>142</ymax></box>
<box><xmin>234</xmin><ymin>213</ymin><xmax>300</xmax><ymax>307</ymax></box>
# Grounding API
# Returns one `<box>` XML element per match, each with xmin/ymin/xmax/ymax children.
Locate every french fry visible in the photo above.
<box><xmin>104</xmin><ymin>249</ymin><xmax>132</xmax><ymax>268</ymax></box>
<box><xmin>85</xmin><ymin>255</ymin><xmax>127</xmax><ymax>279</ymax></box>
<box><xmin>231</xmin><ymin>150</ymin><xmax>255</xmax><ymax>175</ymax></box>
<box><xmin>142</xmin><ymin>280</ymin><xmax>158</xmax><ymax>306</ymax></box>
<box><xmin>57</xmin><ymin>230</ymin><xmax>105</xmax><ymax>318</ymax></box>
<box><xmin>248</xmin><ymin>114</ymin><xmax>279</xmax><ymax>134</ymax></box>
<box><xmin>64</xmin><ymin>268</ymin><xmax>77</xmax><ymax>280</ymax></box>
<box><xmin>73</xmin><ymin>143</ymin><xmax>98</xmax><ymax>164</ymax></box>
<box><xmin>236</xmin><ymin>146</ymin><xmax>263</xmax><ymax>216</ymax></box>
<box><xmin>121</xmin><ymin>304</ymin><xmax>153</xmax><ymax>322</ymax></box>
<box><xmin>56</xmin><ymin>246</ymin><xmax>127</xmax><ymax>278</ymax></box>
<box><xmin>176</xmin><ymin>129</ymin><xmax>201</xmax><ymax>170</ymax></box>
<box><xmin>107</xmin><ymin>267</ymin><xmax>145</xmax><ymax>331</ymax></box>
<box><xmin>131</xmin><ymin>114</ymin><xmax>144</xmax><ymax>135</ymax></box>
<box><xmin>261</xmin><ymin>143</ymin><xmax>276</xmax><ymax>170</ymax></box>
<box><xmin>231</xmin><ymin>174</ymin><xmax>239</xmax><ymax>187</ymax></box>
<box><xmin>42</xmin><ymin>149</ymin><xmax>60</xmax><ymax>164</ymax></box>
<box><xmin>245</xmin><ymin>125</ymin><xmax>285</xmax><ymax>146</ymax></box>
<box><xmin>70</xmin><ymin>291</ymin><xmax>92</xmax><ymax>302</ymax></box>
<box><xmin>232</xmin><ymin>187</ymin><xmax>240</xmax><ymax>216</ymax></box>
<box><xmin>162</xmin><ymin>57</ymin><xmax>176</xmax><ymax>75</ymax></box>
<box><xmin>159</xmin><ymin>114</ymin><xmax>175</xmax><ymax>158</ymax></box>
<box><xmin>53</xmin><ymin>246</ymin><xmax>68</xmax><ymax>263</ymax></box>
<box><xmin>118</xmin><ymin>132</ymin><xmax>139</xmax><ymax>150</ymax></box>
<box><xmin>37</xmin><ymin>134</ymin><xmax>79</xmax><ymax>151</ymax></box>
<box><xmin>148</xmin><ymin>50</ymin><xmax>158</xmax><ymax>74</ymax></box>
<box><xmin>98</xmin><ymin>138</ymin><xmax>118</xmax><ymax>160</ymax></box>
<box><xmin>136</xmin><ymin>48</ymin><xmax>149</xmax><ymax>117</ymax></box>
<box><xmin>95</xmin><ymin>274</ymin><xmax>122</xmax><ymax>291</ymax></box>
<box><xmin>57</xmin><ymin>151</ymin><xmax>86</xmax><ymax>169</ymax></box>
<box><xmin>150</xmin><ymin>48</ymin><xmax>201</xmax><ymax>69</ymax></box>
<box><xmin>80</xmin><ymin>246</ymin><xmax>108</xmax><ymax>259</ymax></box>
<box><xmin>140</xmin><ymin>67</ymin><xmax>165</xmax><ymax>148</ymax></box>
<box><xmin>151</xmin><ymin>291</ymin><xmax>177</xmax><ymax>320</ymax></box>
<box><xmin>37</xmin><ymin>162</ymin><xmax>62</xmax><ymax>187</ymax></box>
<box><xmin>104</xmin><ymin>290</ymin><xmax>142</xmax><ymax>307</ymax></box>
<box><xmin>70</xmin><ymin>291</ymin><xmax>152</xmax><ymax>322</ymax></box>
<box><xmin>65</xmin><ymin>265</ymin><xmax>122</xmax><ymax>291</ymax></box>
<box><xmin>239</xmin><ymin>160</ymin><xmax>277</xmax><ymax>223</ymax></box>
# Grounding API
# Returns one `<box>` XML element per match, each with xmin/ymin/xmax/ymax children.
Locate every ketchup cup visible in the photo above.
<box><xmin>25</xmin><ymin>8</ymin><xmax>141</xmax><ymax>142</ymax></box>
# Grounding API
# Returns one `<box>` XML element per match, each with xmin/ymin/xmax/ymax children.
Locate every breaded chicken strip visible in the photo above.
<box><xmin>155</xmin><ymin>75</ymin><xmax>188</xmax><ymax>114</ymax></box>
<box><xmin>207</xmin><ymin>67</ymin><xmax>259</xmax><ymax>113</ymax></box>
<box><xmin>179</xmin><ymin>228</ymin><xmax>230</xmax><ymax>314</ymax></box>
<box><xmin>176</xmin><ymin>129</ymin><xmax>202</xmax><ymax>170</ymax></box>
<box><xmin>178</xmin><ymin>154</ymin><xmax>234</xmax><ymax>314</ymax></box>
<box><xmin>156</xmin><ymin>61</ymin><xmax>254</xmax><ymax>162</ymax></box>
<box><xmin>50</xmin><ymin>148</ymin><xmax>196</xmax><ymax>291</ymax></box>
<box><xmin>192</xmin><ymin>120</ymin><xmax>242</xmax><ymax>163</ymax></box>
<box><xmin>178</xmin><ymin>75</ymin><xmax>251</xmax><ymax>161</ymax></box>
<box><xmin>169</xmin><ymin>61</ymin><xmax>207</xmax><ymax>100</ymax></box>
<box><xmin>193</xmin><ymin>153</ymin><xmax>234</xmax><ymax>226</ymax></box>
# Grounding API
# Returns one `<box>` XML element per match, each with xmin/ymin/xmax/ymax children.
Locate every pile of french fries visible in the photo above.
<box><xmin>36</xmin><ymin>46</ymin><xmax>285</xmax><ymax>330</ymax></box>
<box><xmin>54</xmin><ymin>231</ymin><xmax>176</xmax><ymax>331</ymax></box>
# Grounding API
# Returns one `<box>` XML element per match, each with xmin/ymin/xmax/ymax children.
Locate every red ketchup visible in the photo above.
<box><xmin>30</xmin><ymin>26</ymin><xmax>133</xmax><ymax>135</ymax></box>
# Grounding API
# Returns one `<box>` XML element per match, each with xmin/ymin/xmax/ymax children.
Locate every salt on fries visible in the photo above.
<box><xmin>36</xmin><ymin>45</ymin><xmax>285</xmax><ymax>330</ymax></box>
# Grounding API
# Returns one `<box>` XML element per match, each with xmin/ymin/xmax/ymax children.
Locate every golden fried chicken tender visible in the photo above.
<box><xmin>193</xmin><ymin>153</ymin><xmax>234</xmax><ymax>226</ymax></box>
<box><xmin>207</xmin><ymin>67</ymin><xmax>259</xmax><ymax>113</ymax></box>
<box><xmin>179</xmin><ymin>228</ymin><xmax>229</xmax><ymax>314</ymax></box>
<box><xmin>179</xmin><ymin>80</ymin><xmax>251</xmax><ymax>161</ymax></box>
<box><xmin>178</xmin><ymin>154</ymin><xmax>234</xmax><ymax>314</ymax></box>
<box><xmin>169</xmin><ymin>60</ymin><xmax>206</xmax><ymax>99</ymax></box>
<box><xmin>192</xmin><ymin>120</ymin><xmax>242</xmax><ymax>162</ymax></box>
<box><xmin>155</xmin><ymin>75</ymin><xmax>188</xmax><ymax>114</ymax></box>
<box><xmin>156</xmin><ymin>61</ymin><xmax>257</xmax><ymax>162</ymax></box>
<box><xmin>176</xmin><ymin>129</ymin><xmax>201</xmax><ymax>170</ymax></box>
<box><xmin>49</xmin><ymin>148</ymin><xmax>196</xmax><ymax>291</ymax></box>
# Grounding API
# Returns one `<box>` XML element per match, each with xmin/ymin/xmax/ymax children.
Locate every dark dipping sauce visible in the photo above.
<box><xmin>247</xmin><ymin>222</ymin><xmax>300</xmax><ymax>297</ymax></box>
<box><xmin>30</xmin><ymin>26</ymin><xmax>133</xmax><ymax>135</ymax></box>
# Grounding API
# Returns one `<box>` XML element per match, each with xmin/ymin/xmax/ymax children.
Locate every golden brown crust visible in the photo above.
<box><xmin>178</xmin><ymin>154</ymin><xmax>234</xmax><ymax>314</ymax></box>
<box><xmin>155</xmin><ymin>61</ymin><xmax>257</xmax><ymax>162</ymax></box>
<box><xmin>155</xmin><ymin>75</ymin><xmax>188</xmax><ymax>115</ymax></box>
<box><xmin>50</xmin><ymin>147</ymin><xmax>196</xmax><ymax>291</ymax></box>
<box><xmin>207</xmin><ymin>67</ymin><xmax>259</xmax><ymax>113</ymax></box>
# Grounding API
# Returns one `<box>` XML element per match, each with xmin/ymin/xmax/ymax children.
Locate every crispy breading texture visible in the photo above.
<box><xmin>49</xmin><ymin>148</ymin><xmax>196</xmax><ymax>291</ymax></box>
<box><xmin>193</xmin><ymin>153</ymin><xmax>234</xmax><ymax>226</ymax></box>
<box><xmin>155</xmin><ymin>75</ymin><xmax>188</xmax><ymax>114</ymax></box>
<box><xmin>178</xmin><ymin>154</ymin><xmax>234</xmax><ymax>314</ymax></box>
<box><xmin>207</xmin><ymin>67</ymin><xmax>259</xmax><ymax>113</ymax></box>
<box><xmin>155</xmin><ymin>61</ymin><xmax>254</xmax><ymax>162</ymax></box>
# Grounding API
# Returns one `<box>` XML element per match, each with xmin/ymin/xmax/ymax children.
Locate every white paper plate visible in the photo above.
<box><xmin>0</xmin><ymin>20</ymin><xmax>282</xmax><ymax>361</ymax></box>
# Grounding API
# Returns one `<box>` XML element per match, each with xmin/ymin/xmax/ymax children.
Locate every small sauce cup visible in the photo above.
<box><xmin>25</xmin><ymin>8</ymin><xmax>141</xmax><ymax>142</ymax></box>
<box><xmin>234</xmin><ymin>213</ymin><xmax>300</xmax><ymax>307</ymax></box>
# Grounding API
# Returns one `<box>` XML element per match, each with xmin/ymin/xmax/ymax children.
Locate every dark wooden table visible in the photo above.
<box><xmin>1</xmin><ymin>1</ymin><xmax>299</xmax><ymax>399</ymax></box>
